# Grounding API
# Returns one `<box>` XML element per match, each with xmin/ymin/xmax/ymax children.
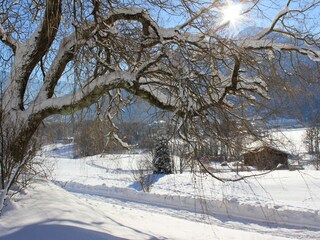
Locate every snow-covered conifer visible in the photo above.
<box><xmin>153</xmin><ymin>132</ymin><xmax>172</xmax><ymax>174</ymax></box>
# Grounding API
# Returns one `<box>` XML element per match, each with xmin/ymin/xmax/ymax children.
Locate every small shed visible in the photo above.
<box><xmin>243</xmin><ymin>146</ymin><xmax>289</xmax><ymax>170</ymax></box>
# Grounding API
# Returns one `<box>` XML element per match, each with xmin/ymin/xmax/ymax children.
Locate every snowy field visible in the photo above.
<box><xmin>1</xmin><ymin>128</ymin><xmax>320</xmax><ymax>239</ymax></box>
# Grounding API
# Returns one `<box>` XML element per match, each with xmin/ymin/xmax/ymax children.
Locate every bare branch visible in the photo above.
<box><xmin>218</xmin><ymin>56</ymin><xmax>241</xmax><ymax>103</ymax></box>
<box><xmin>256</xmin><ymin>1</ymin><xmax>320</xmax><ymax>42</ymax></box>
<box><xmin>0</xmin><ymin>24</ymin><xmax>18</xmax><ymax>52</ymax></box>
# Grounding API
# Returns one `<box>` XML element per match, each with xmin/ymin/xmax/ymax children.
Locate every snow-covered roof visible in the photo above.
<box><xmin>243</xmin><ymin>145</ymin><xmax>290</xmax><ymax>156</ymax></box>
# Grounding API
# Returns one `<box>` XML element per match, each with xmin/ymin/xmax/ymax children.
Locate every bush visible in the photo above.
<box><xmin>74</xmin><ymin>120</ymin><xmax>125</xmax><ymax>157</ymax></box>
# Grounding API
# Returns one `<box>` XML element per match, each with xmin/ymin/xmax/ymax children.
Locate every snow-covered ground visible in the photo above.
<box><xmin>1</xmin><ymin>128</ymin><xmax>320</xmax><ymax>239</ymax></box>
<box><xmin>2</xmin><ymin>181</ymin><xmax>309</xmax><ymax>240</ymax></box>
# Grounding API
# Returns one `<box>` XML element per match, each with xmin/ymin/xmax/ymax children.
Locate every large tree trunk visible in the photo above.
<box><xmin>0</xmin><ymin>107</ymin><xmax>42</xmax><ymax>189</ymax></box>
<box><xmin>0</xmin><ymin>100</ymin><xmax>42</xmax><ymax>212</ymax></box>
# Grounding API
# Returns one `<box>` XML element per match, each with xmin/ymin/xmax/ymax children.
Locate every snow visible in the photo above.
<box><xmin>30</xmin><ymin>70</ymin><xmax>135</xmax><ymax>115</ymax></box>
<box><xmin>270</xmin><ymin>128</ymin><xmax>307</xmax><ymax>154</ymax></box>
<box><xmin>256</xmin><ymin>6</ymin><xmax>290</xmax><ymax>40</ymax></box>
<box><xmin>54</xmin><ymin>174</ymin><xmax>320</xmax><ymax>229</ymax></box>
<box><xmin>0</xmin><ymin>181</ymin><xmax>299</xmax><ymax>240</ymax></box>
<box><xmin>1</xmin><ymin>128</ymin><xmax>320</xmax><ymax>239</ymax></box>
<box><xmin>240</xmin><ymin>39</ymin><xmax>320</xmax><ymax>62</ymax></box>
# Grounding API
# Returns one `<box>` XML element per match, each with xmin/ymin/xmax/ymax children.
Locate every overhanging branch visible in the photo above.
<box><xmin>241</xmin><ymin>40</ymin><xmax>320</xmax><ymax>61</ymax></box>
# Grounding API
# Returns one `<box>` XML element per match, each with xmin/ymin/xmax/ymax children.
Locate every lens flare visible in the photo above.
<box><xmin>221</xmin><ymin>1</ymin><xmax>243</xmax><ymax>28</ymax></box>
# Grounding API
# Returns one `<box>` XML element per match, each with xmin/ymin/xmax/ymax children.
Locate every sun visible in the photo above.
<box><xmin>221</xmin><ymin>1</ymin><xmax>243</xmax><ymax>27</ymax></box>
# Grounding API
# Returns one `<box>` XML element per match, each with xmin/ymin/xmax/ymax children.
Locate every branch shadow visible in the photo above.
<box><xmin>0</xmin><ymin>219</ymin><xmax>164</xmax><ymax>240</ymax></box>
<box><xmin>0</xmin><ymin>222</ymin><xmax>123</xmax><ymax>240</ymax></box>
<box><xmin>128</xmin><ymin>174</ymin><xmax>166</xmax><ymax>191</ymax></box>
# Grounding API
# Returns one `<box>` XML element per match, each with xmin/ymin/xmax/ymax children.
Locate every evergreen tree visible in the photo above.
<box><xmin>153</xmin><ymin>133</ymin><xmax>172</xmax><ymax>174</ymax></box>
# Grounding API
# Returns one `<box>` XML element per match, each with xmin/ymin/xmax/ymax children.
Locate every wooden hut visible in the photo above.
<box><xmin>243</xmin><ymin>146</ymin><xmax>289</xmax><ymax>170</ymax></box>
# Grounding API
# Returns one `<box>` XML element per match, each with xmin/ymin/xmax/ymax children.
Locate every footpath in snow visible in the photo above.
<box><xmin>55</xmin><ymin>180</ymin><xmax>320</xmax><ymax>230</ymax></box>
<box><xmin>0</xmin><ymin>180</ymin><xmax>318</xmax><ymax>240</ymax></box>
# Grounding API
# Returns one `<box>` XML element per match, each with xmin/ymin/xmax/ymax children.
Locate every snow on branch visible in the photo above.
<box><xmin>4</xmin><ymin>0</ymin><xmax>62</xmax><ymax>111</ymax></box>
<box><xmin>31</xmin><ymin>70</ymin><xmax>192</xmax><ymax>121</ymax></box>
<box><xmin>15</xmin><ymin>4</ymin><xmax>320</xmax><ymax>125</ymax></box>
<box><xmin>37</xmin><ymin>33</ymin><xmax>85</xmax><ymax>101</ymax></box>
<box><xmin>256</xmin><ymin>6</ymin><xmax>290</xmax><ymax>40</ymax></box>
<box><xmin>255</xmin><ymin>1</ymin><xmax>320</xmax><ymax>46</ymax></box>
<box><xmin>36</xmin><ymin>8</ymin><xmax>195</xmax><ymax>103</ymax></box>
<box><xmin>104</xmin><ymin>8</ymin><xmax>160</xmax><ymax>37</ymax></box>
<box><xmin>240</xmin><ymin>39</ymin><xmax>320</xmax><ymax>61</ymax></box>
<box><xmin>29</xmin><ymin>71</ymin><xmax>135</xmax><ymax>117</ymax></box>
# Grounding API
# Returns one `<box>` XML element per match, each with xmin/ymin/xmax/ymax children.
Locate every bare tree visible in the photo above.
<box><xmin>0</xmin><ymin>0</ymin><xmax>320</xmax><ymax>209</ymax></box>
<box><xmin>305</xmin><ymin>127</ymin><xmax>320</xmax><ymax>170</ymax></box>
<box><xmin>131</xmin><ymin>156</ymin><xmax>154</xmax><ymax>192</ymax></box>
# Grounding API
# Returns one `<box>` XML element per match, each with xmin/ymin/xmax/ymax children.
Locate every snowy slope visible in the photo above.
<box><xmin>1</xmin><ymin>128</ymin><xmax>320</xmax><ymax>239</ymax></box>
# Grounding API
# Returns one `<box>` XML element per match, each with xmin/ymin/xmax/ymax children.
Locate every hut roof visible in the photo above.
<box><xmin>245</xmin><ymin>145</ymin><xmax>290</xmax><ymax>156</ymax></box>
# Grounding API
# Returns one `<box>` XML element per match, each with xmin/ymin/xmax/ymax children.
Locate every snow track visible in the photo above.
<box><xmin>54</xmin><ymin>180</ymin><xmax>320</xmax><ymax>231</ymax></box>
